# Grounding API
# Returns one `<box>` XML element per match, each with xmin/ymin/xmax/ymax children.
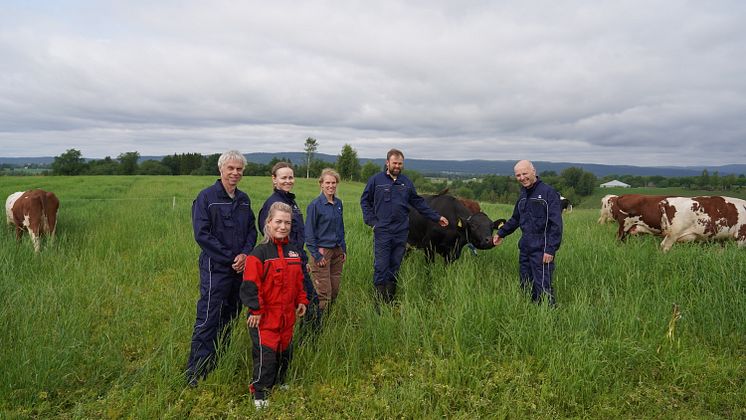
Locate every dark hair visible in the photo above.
<box><xmin>386</xmin><ymin>148</ymin><xmax>404</xmax><ymax>161</ymax></box>
<box><xmin>271</xmin><ymin>162</ymin><xmax>293</xmax><ymax>176</ymax></box>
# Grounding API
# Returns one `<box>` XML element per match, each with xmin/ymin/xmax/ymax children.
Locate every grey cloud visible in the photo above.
<box><xmin>0</xmin><ymin>1</ymin><xmax>745</xmax><ymax>166</ymax></box>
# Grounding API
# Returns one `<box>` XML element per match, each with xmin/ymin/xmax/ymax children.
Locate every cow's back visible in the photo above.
<box><xmin>5</xmin><ymin>191</ymin><xmax>24</xmax><ymax>225</ymax></box>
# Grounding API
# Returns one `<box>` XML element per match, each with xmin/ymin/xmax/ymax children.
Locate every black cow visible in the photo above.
<box><xmin>560</xmin><ymin>196</ymin><xmax>572</xmax><ymax>212</ymax></box>
<box><xmin>408</xmin><ymin>192</ymin><xmax>503</xmax><ymax>263</ymax></box>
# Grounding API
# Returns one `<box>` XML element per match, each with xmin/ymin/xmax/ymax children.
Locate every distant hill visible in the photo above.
<box><xmin>2</xmin><ymin>153</ymin><xmax>744</xmax><ymax>178</ymax></box>
<box><xmin>241</xmin><ymin>152</ymin><xmax>746</xmax><ymax>178</ymax></box>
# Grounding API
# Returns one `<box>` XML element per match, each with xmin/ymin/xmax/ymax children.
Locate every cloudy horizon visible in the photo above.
<box><xmin>1</xmin><ymin>1</ymin><xmax>745</xmax><ymax>167</ymax></box>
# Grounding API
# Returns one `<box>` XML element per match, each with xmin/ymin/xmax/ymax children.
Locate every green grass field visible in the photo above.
<box><xmin>1</xmin><ymin>176</ymin><xmax>744</xmax><ymax>418</ymax></box>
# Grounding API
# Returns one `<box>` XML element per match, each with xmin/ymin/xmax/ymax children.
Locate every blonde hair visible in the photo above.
<box><xmin>318</xmin><ymin>168</ymin><xmax>340</xmax><ymax>184</ymax></box>
<box><xmin>262</xmin><ymin>202</ymin><xmax>292</xmax><ymax>243</ymax></box>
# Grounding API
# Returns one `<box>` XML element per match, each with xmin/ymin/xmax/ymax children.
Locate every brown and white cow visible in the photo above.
<box><xmin>614</xmin><ymin>194</ymin><xmax>674</xmax><ymax>240</ymax></box>
<box><xmin>599</xmin><ymin>194</ymin><xmax>674</xmax><ymax>240</ymax></box>
<box><xmin>659</xmin><ymin>196</ymin><xmax>746</xmax><ymax>252</ymax></box>
<box><xmin>6</xmin><ymin>189</ymin><xmax>60</xmax><ymax>252</ymax></box>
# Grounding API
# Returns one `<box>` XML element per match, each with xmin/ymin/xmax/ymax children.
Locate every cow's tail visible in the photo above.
<box><xmin>37</xmin><ymin>193</ymin><xmax>51</xmax><ymax>235</ymax></box>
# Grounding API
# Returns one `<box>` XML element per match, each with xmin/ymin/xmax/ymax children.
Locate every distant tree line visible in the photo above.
<box><xmin>411</xmin><ymin>166</ymin><xmax>598</xmax><ymax>205</ymax></box>
<box><xmin>599</xmin><ymin>170</ymin><xmax>746</xmax><ymax>190</ymax></box>
<box><xmin>46</xmin><ymin>143</ymin><xmax>372</xmax><ymax>180</ymax></box>
<box><xmin>35</xmin><ymin>148</ymin><xmax>746</xmax><ymax>205</ymax></box>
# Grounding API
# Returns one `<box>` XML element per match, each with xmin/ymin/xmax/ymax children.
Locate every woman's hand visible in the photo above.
<box><xmin>247</xmin><ymin>314</ymin><xmax>261</xmax><ymax>328</ymax></box>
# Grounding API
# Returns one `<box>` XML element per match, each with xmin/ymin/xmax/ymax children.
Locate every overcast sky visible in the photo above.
<box><xmin>1</xmin><ymin>1</ymin><xmax>745</xmax><ymax>166</ymax></box>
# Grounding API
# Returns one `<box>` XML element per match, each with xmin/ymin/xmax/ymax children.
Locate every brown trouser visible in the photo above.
<box><xmin>308</xmin><ymin>247</ymin><xmax>345</xmax><ymax>310</ymax></box>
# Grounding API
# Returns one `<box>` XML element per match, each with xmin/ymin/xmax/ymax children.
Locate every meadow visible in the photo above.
<box><xmin>1</xmin><ymin>176</ymin><xmax>744</xmax><ymax>419</ymax></box>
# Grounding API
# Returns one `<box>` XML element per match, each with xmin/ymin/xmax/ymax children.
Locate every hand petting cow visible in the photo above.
<box><xmin>5</xmin><ymin>189</ymin><xmax>59</xmax><ymax>253</ymax></box>
<box><xmin>407</xmin><ymin>190</ymin><xmax>506</xmax><ymax>263</ymax></box>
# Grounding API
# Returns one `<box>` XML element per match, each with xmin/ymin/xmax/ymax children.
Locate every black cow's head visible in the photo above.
<box><xmin>462</xmin><ymin>212</ymin><xmax>496</xmax><ymax>250</ymax></box>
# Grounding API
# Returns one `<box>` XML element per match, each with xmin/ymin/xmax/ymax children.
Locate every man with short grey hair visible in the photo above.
<box><xmin>186</xmin><ymin>150</ymin><xmax>257</xmax><ymax>386</ymax></box>
<box><xmin>493</xmin><ymin>160</ymin><xmax>563</xmax><ymax>305</ymax></box>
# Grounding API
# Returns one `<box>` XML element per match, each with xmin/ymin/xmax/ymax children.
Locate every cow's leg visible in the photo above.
<box><xmin>616</xmin><ymin>222</ymin><xmax>627</xmax><ymax>241</ymax></box>
<box><xmin>424</xmin><ymin>245</ymin><xmax>436</xmax><ymax>263</ymax></box>
<box><xmin>29</xmin><ymin>230</ymin><xmax>40</xmax><ymax>253</ymax></box>
<box><xmin>660</xmin><ymin>235</ymin><xmax>675</xmax><ymax>252</ymax></box>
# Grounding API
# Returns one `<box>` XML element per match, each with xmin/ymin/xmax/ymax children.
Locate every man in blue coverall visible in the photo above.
<box><xmin>186</xmin><ymin>150</ymin><xmax>257</xmax><ymax>387</ymax></box>
<box><xmin>493</xmin><ymin>160</ymin><xmax>563</xmax><ymax>305</ymax></box>
<box><xmin>360</xmin><ymin>149</ymin><xmax>448</xmax><ymax>303</ymax></box>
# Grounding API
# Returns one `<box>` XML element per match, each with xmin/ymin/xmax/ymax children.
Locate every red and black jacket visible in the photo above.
<box><xmin>241</xmin><ymin>237</ymin><xmax>308</xmax><ymax>319</ymax></box>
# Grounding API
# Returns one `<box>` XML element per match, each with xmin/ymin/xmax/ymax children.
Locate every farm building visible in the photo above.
<box><xmin>600</xmin><ymin>180</ymin><xmax>631</xmax><ymax>188</ymax></box>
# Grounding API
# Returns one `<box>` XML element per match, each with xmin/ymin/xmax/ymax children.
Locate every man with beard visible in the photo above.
<box><xmin>360</xmin><ymin>149</ymin><xmax>448</xmax><ymax>303</ymax></box>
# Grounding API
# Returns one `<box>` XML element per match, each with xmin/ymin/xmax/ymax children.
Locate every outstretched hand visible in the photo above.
<box><xmin>438</xmin><ymin>216</ymin><xmax>449</xmax><ymax>227</ymax></box>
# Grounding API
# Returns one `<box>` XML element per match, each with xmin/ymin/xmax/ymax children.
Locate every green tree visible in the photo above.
<box><xmin>87</xmin><ymin>156</ymin><xmax>119</xmax><ymax>175</ymax></box>
<box><xmin>698</xmin><ymin>169</ymin><xmax>710</xmax><ymax>189</ymax></box>
<box><xmin>336</xmin><ymin>144</ymin><xmax>360</xmax><ymax>181</ymax></box>
<box><xmin>304</xmin><ymin>137</ymin><xmax>318</xmax><ymax>179</ymax></box>
<box><xmin>138</xmin><ymin>160</ymin><xmax>172</xmax><ymax>175</ymax></box>
<box><xmin>576</xmin><ymin>172</ymin><xmax>597</xmax><ymax>196</ymax></box>
<box><xmin>244</xmin><ymin>161</ymin><xmax>269</xmax><ymax>176</ymax></box>
<box><xmin>51</xmin><ymin>149</ymin><xmax>86</xmax><ymax>175</ymax></box>
<box><xmin>559</xmin><ymin>167</ymin><xmax>584</xmax><ymax>190</ymax></box>
<box><xmin>192</xmin><ymin>153</ymin><xmax>220</xmax><ymax>176</ymax></box>
<box><xmin>117</xmin><ymin>151</ymin><xmax>140</xmax><ymax>175</ymax></box>
<box><xmin>360</xmin><ymin>161</ymin><xmax>380</xmax><ymax>182</ymax></box>
<box><xmin>161</xmin><ymin>154</ymin><xmax>180</xmax><ymax>175</ymax></box>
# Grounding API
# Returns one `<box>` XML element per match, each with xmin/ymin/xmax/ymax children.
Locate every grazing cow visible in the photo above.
<box><xmin>659</xmin><ymin>196</ymin><xmax>746</xmax><ymax>252</ymax></box>
<box><xmin>7</xmin><ymin>189</ymin><xmax>59</xmax><ymax>252</ymax></box>
<box><xmin>408</xmin><ymin>191</ymin><xmax>503</xmax><ymax>263</ymax></box>
<box><xmin>605</xmin><ymin>194</ymin><xmax>672</xmax><ymax>240</ymax></box>
<box><xmin>598</xmin><ymin>194</ymin><xmax>618</xmax><ymax>224</ymax></box>
<box><xmin>560</xmin><ymin>196</ymin><xmax>573</xmax><ymax>212</ymax></box>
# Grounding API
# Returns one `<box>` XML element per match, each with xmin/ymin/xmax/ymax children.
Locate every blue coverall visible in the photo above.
<box><xmin>360</xmin><ymin>171</ymin><xmax>440</xmax><ymax>299</ymax></box>
<box><xmin>187</xmin><ymin>180</ymin><xmax>257</xmax><ymax>381</ymax></box>
<box><xmin>496</xmin><ymin>178</ymin><xmax>563</xmax><ymax>305</ymax></box>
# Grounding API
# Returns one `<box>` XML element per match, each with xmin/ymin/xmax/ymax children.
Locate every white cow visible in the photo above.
<box><xmin>659</xmin><ymin>196</ymin><xmax>746</xmax><ymax>252</ymax></box>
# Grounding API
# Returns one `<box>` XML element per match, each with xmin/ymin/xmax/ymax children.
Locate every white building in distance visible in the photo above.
<box><xmin>600</xmin><ymin>180</ymin><xmax>631</xmax><ymax>188</ymax></box>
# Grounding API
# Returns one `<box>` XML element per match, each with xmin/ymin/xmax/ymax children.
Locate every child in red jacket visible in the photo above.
<box><xmin>241</xmin><ymin>202</ymin><xmax>308</xmax><ymax>409</ymax></box>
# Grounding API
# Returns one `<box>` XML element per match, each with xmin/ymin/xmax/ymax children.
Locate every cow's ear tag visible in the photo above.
<box><xmin>457</xmin><ymin>219</ymin><xmax>463</xmax><ymax>228</ymax></box>
<box><xmin>497</xmin><ymin>222</ymin><xmax>504</xmax><ymax>229</ymax></box>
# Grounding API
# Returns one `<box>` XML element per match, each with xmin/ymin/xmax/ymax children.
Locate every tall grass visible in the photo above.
<box><xmin>1</xmin><ymin>176</ymin><xmax>744</xmax><ymax>418</ymax></box>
